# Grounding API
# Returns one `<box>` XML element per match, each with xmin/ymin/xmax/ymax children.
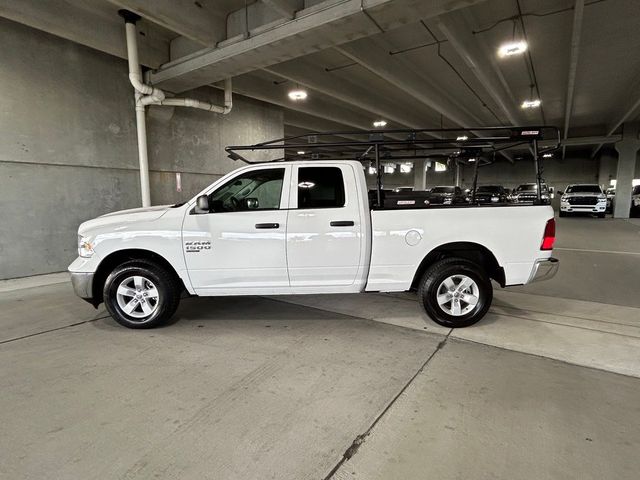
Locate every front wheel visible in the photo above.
<box><xmin>418</xmin><ymin>257</ymin><xmax>493</xmax><ymax>328</ymax></box>
<box><xmin>103</xmin><ymin>260</ymin><xmax>181</xmax><ymax>329</ymax></box>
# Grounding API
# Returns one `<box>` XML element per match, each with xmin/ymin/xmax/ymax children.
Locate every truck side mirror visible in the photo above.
<box><xmin>557</xmin><ymin>190</ymin><xmax>563</xmax><ymax>195</ymax></box>
<box><xmin>195</xmin><ymin>195</ymin><xmax>210</xmax><ymax>214</ymax></box>
<box><xmin>244</xmin><ymin>198</ymin><xmax>259</xmax><ymax>210</ymax></box>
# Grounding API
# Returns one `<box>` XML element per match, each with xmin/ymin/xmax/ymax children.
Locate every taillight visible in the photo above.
<box><xmin>541</xmin><ymin>218</ymin><xmax>556</xmax><ymax>250</ymax></box>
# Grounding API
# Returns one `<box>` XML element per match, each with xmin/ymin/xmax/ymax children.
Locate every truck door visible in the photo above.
<box><xmin>286</xmin><ymin>164</ymin><xmax>363</xmax><ymax>286</ymax></box>
<box><xmin>182</xmin><ymin>166</ymin><xmax>290</xmax><ymax>293</ymax></box>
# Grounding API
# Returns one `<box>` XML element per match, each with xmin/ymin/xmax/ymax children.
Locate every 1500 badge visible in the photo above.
<box><xmin>185</xmin><ymin>241</ymin><xmax>211</xmax><ymax>253</ymax></box>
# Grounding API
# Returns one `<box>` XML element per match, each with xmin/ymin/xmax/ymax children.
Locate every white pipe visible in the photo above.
<box><xmin>120</xmin><ymin>10</ymin><xmax>232</xmax><ymax>206</ymax></box>
<box><xmin>135</xmin><ymin>94</ymin><xmax>151</xmax><ymax>207</ymax></box>
<box><xmin>123</xmin><ymin>19</ymin><xmax>231</xmax><ymax>113</ymax></box>
<box><xmin>124</xmin><ymin>22</ymin><xmax>164</xmax><ymax>101</ymax></box>
<box><xmin>123</xmin><ymin>18</ymin><xmax>152</xmax><ymax>207</ymax></box>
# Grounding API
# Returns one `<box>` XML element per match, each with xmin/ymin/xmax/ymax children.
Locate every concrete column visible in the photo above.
<box><xmin>413</xmin><ymin>159</ymin><xmax>426</xmax><ymax>190</ymax></box>
<box><xmin>597</xmin><ymin>151</ymin><xmax>616</xmax><ymax>189</ymax></box>
<box><xmin>455</xmin><ymin>162</ymin><xmax>461</xmax><ymax>187</ymax></box>
<box><xmin>614</xmin><ymin>124</ymin><xmax>640</xmax><ymax>218</ymax></box>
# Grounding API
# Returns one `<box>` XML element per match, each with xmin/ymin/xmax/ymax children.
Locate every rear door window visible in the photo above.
<box><xmin>297</xmin><ymin>167</ymin><xmax>345</xmax><ymax>209</ymax></box>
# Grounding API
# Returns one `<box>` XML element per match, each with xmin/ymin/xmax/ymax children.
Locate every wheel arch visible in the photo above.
<box><xmin>410</xmin><ymin>242</ymin><xmax>505</xmax><ymax>290</ymax></box>
<box><xmin>92</xmin><ymin>249</ymin><xmax>186</xmax><ymax>306</ymax></box>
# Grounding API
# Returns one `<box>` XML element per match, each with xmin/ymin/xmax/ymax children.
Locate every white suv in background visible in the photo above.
<box><xmin>560</xmin><ymin>184</ymin><xmax>607</xmax><ymax>218</ymax></box>
<box><xmin>632</xmin><ymin>185</ymin><xmax>640</xmax><ymax>217</ymax></box>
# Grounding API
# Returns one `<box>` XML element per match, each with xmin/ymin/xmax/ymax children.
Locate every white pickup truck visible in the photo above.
<box><xmin>69</xmin><ymin>160</ymin><xmax>558</xmax><ymax>329</ymax></box>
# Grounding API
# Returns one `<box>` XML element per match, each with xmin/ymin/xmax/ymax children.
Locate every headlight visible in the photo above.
<box><xmin>78</xmin><ymin>235</ymin><xmax>95</xmax><ymax>258</ymax></box>
<box><xmin>561</xmin><ymin>195</ymin><xmax>568</xmax><ymax>202</ymax></box>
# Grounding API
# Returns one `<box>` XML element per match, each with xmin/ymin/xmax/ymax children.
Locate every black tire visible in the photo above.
<box><xmin>418</xmin><ymin>257</ymin><xmax>493</xmax><ymax>328</ymax></box>
<box><xmin>103</xmin><ymin>260</ymin><xmax>181</xmax><ymax>329</ymax></box>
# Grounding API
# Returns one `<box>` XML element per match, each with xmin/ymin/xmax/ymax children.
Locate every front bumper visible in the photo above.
<box><xmin>70</xmin><ymin>272</ymin><xmax>95</xmax><ymax>302</ymax></box>
<box><xmin>560</xmin><ymin>202</ymin><xmax>606</xmax><ymax>213</ymax></box>
<box><xmin>528</xmin><ymin>257</ymin><xmax>559</xmax><ymax>283</ymax></box>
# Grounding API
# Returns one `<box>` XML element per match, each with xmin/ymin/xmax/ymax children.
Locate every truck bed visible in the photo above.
<box><xmin>366</xmin><ymin>205</ymin><xmax>555</xmax><ymax>292</ymax></box>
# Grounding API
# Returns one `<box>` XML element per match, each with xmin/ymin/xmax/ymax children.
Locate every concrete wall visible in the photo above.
<box><xmin>0</xmin><ymin>18</ymin><xmax>283</xmax><ymax>279</ymax></box>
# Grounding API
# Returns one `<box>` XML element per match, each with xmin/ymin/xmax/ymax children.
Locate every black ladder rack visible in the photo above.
<box><xmin>225</xmin><ymin>126</ymin><xmax>561</xmax><ymax>206</ymax></box>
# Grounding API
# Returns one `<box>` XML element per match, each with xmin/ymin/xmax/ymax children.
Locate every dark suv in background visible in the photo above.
<box><xmin>509</xmin><ymin>183</ymin><xmax>551</xmax><ymax>204</ymax></box>
<box><xmin>472</xmin><ymin>185</ymin><xmax>508</xmax><ymax>204</ymax></box>
<box><xmin>426</xmin><ymin>186</ymin><xmax>468</xmax><ymax>205</ymax></box>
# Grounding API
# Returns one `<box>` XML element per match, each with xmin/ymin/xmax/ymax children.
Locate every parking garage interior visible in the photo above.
<box><xmin>1</xmin><ymin>0</ymin><xmax>640</xmax><ymax>479</ymax></box>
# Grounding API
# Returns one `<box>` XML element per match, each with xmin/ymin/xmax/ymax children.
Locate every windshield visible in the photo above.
<box><xmin>565</xmin><ymin>185</ymin><xmax>602</xmax><ymax>193</ymax></box>
<box><xmin>477</xmin><ymin>186</ymin><xmax>502</xmax><ymax>193</ymax></box>
<box><xmin>432</xmin><ymin>186</ymin><xmax>455</xmax><ymax>193</ymax></box>
<box><xmin>633</xmin><ymin>185</ymin><xmax>640</xmax><ymax>195</ymax></box>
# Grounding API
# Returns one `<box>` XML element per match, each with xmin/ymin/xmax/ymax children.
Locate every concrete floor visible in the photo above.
<box><xmin>1</xmin><ymin>217</ymin><xmax>639</xmax><ymax>479</ymax></box>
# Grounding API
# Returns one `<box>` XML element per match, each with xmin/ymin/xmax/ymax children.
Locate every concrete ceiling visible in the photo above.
<box><xmin>2</xmin><ymin>0</ymin><xmax>639</xmax><ymax>160</ymax></box>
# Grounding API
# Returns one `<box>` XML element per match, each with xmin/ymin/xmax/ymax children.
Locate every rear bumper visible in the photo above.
<box><xmin>528</xmin><ymin>257</ymin><xmax>559</xmax><ymax>283</ymax></box>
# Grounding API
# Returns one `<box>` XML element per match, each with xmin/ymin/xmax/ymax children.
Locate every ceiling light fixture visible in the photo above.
<box><xmin>373</xmin><ymin>120</ymin><xmax>387</xmax><ymax>128</ymax></box>
<box><xmin>521</xmin><ymin>99</ymin><xmax>541</xmax><ymax>109</ymax></box>
<box><xmin>288</xmin><ymin>88</ymin><xmax>308</xmax><ymax>101</ymax></box>
<box><xmin>400</xmin><ymin>163</ymin><xmax>412</xmax><ymax>173</ymax></box>
<box><xmin>384</xmin><ymin>164</ymin><xmax>396</xmax><ymax>174</ymax></box>
<box><xmin>297</xmin><ymin>150</ymin><xmax>306</xmax><ymax>155</ymax></box>
<box><xmin>468</xmin><ymin>158</ymin><xmax>476</xmax><ymax>162</ymax></box>
<box><xmin>542</xmin><ymin>153</ymin><xmax>553</xmax><ymax>158</ymax></box>
<box><xmin>498</xmin><ymin>41</ymin><xmax>528</xmax><ymax>58</ymax></box>
<box><xmin>456</xmin><ymin>135</ymin><xmax>469</xmax><ymax>141</ymax></box>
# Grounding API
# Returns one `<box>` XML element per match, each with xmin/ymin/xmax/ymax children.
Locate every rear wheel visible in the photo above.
<box><xmin>418</xmin><ymin>257</ymin><xmax>492</xmax><ymax>328</ymax></box>
<box><xmin>103</xmin><ymin>260</ymin><xmax>181</xmax><ymax>329</ymax></box>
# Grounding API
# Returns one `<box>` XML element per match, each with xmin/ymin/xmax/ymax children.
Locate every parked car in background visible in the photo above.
<box><xmin>472</xmin><ymin>185</ymin><xmax>508</xmax><ymax>205</ymax></box>
<box><xmin>631</xmin><ymin>185</ymin><xmax>640</xmax><ymax>217</ymax></box>
<box><xmin>425</xmin><ymin>186</ymin><xmax>468</xmax><ymax>205</ymax></box>
<box><xmin>559</xmin><ymin>184</ymin><xmax>607</xmax><ymax>218</ymax></box>
<box><xmin>509</xmin><ymin>183</ymin><xmax>551</xmax><ymax>204</ymax></box>
<box><xmin>605</xmin><ymin>187</ymin><xmax>616</xmax><ymax>213</ymax></box>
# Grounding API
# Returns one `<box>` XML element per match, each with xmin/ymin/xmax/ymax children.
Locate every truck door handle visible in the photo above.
<box><xmin>255</xmin><ymin>222</ymin><xmax>280</xmax><ymax>229</ymax></box>
<box><xmin>330</xmin><ymin>221</ymin><xmax>355</xmax><ymax>227</ymax></box>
